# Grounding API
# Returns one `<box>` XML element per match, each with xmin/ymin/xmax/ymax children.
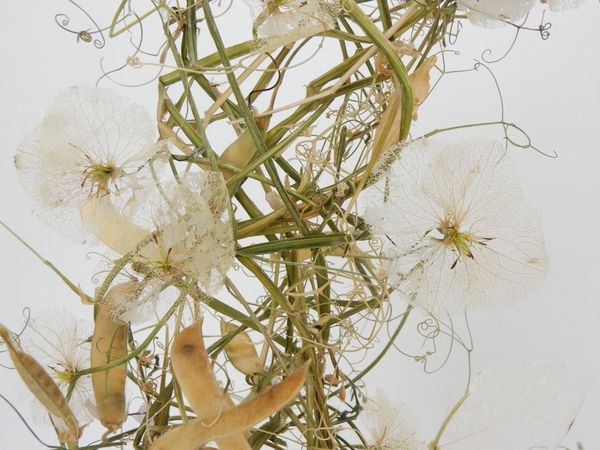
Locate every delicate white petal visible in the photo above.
<box><xmin>247</xmin><ymin>0</ymin><xmax>339</xmax><ymax>51</ymax></box>
<box><xmin>98</xmin><ymin>171</ymin><xmax>235</xmax><ymax>324</ymax></box>
<box><xmin>440</xmin><ymin>361</ymin><xmax>593</xmax><ymax>449</ymax></box>
<box><xmin>546</xmin><ymin>0</ymin><xmax>588</xmax><ymax>12</ymax></box>
<box><xmin>361</xmin><ymin>388</ymin><xmax>425</xmax><ymax>450</ymax></box>
<box><xmin>20</xmin><ymin>308</ymin><xmax>95</xmax><ymax>426</ymax></box>
<box><xmin>14</xmin><ymin>85</ymin><xmax>167</xmax><ymax>243</ymax></box>
<box><xmin>364</xmin><ymin>139</ymin><xmax>549</xmax><ymax>318</ymax></box>
<box><xmin>134</xmin><ymin>171</ymin><xmax>234</xmax><ymax>290</ymax></box>
<box><xmin>457</xmin><ymin>0</ymin><xmax>536</xmax><ymax>27</ymax></box>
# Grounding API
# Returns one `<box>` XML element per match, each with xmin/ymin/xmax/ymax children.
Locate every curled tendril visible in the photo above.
<box><xmin>481</xmin><ymin>31</ymin><xmax>520</xmax><ymax>64</ymax></box>
<box><xmin>55</xmin><ymin>0</ymin><xmax>106</xmax><ymax>49</ymax></box>
<box><xmin>126</xmin><ymin>56</ymin><xmax>144</xmax><ymax>68</ymax></box>
<box><xmin>447</xmin><ymin>18</ymin><xmax>462</xmax><ymax>45</ymax></box>
<box><xmin>417</xmin><ymin>318</ymin><xmax>440</xmax><ymax>339</ymax></box>
<box><xmin>538</xmin><ymin>21</ymin><xmax>552</xmax><ymax>41</ymax></box>
<box><xmin>247</xmin><ymin>52</ymin><xmax>281</xmax><ymax>108</ymax></box>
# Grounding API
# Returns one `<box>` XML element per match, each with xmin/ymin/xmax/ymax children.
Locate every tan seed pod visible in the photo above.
<box><xmin>91</xmin><ymin>282</ymin><xmax>135</xmax><ymax>434</ymax></box>
<box><xmin>219</xmin><ymin>115</ymin><xmax>270</xmax><ymax>196</ymax></box>
<box><xmin>220</xmin><ymin>320</ymin><xmax>263</xmax><ymax>375</ymax></box>
<box><xmin>171</xmin><ymin>320</ymin><xmax>249</xmax><ymax>450</ymax></box>
<box><xmin>0</xmin><ymin>324</ymin><xmax>80</xmax><ymax>445</ymax></box>
<box><xmin>149</xmin><ymin>361</ymin><xmax>309</xmax><ymax>450</ymax></box>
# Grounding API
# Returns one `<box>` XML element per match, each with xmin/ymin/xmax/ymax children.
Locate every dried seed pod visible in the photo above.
<box><xmin>91</xmin><ymin>282</ymin><xmax>135</xmax><ymax>434</ymax></box>
<box><xmin>0</xmin><ymin>323</ymin><xmax>80</xmax><ymax>445</ymax></box>
<box><xmin>171</xmin><ymin>320</ymin><xmax>249</xmax><ymax>450</ymax></box>
<box><xmin>149</xmin><ymin>361</ymin><xmax>309</xmax><ymax>450</ymax></box>
<box><xmin>220</xmin><ymin>320</ymin><xmax>263</xmax><ymax>375</ymax></box>
<box><xmin>219</xmin><ymin>115</ymin><xmax>270</xmax><ymax>195</ymax></box>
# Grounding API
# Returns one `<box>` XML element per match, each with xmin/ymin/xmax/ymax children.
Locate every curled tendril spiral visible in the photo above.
<box><xmin>538</xmin><ymin>21</ymin><xmax>552</xmax><ymax>40</ymax></box>
<box><xmin>417</xmin><ymin>318</ymin><xmax>440</xmax><ymax>339</ymax></box>
<box><xmin>55</xmin><ymin>0</ymin><xmax>106</xmax><ymax>48</ymax></box>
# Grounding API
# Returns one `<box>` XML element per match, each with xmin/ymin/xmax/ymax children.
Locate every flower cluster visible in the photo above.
<box><xmin>3</xmin><ymin>1</ymin><xmax>592</xmax><ymax>449</ymax></box>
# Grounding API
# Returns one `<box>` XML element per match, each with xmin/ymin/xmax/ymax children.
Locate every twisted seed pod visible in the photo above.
<box><xmin>0</xmin><ymin>324</ymin><xmax>80</xmax><ymax>445</ymax></box>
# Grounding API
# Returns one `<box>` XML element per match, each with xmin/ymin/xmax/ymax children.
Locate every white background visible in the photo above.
<box><xmin>0</xmin><ymin>1</ymin><xmax>598</xmax><ymax>448</ymax></box>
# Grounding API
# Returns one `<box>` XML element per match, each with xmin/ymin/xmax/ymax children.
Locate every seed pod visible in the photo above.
<box><xmin>220</xmin><ymin>320</ymin><xmax>263</xmax><ymax>375</ymax></box>
<box><xmin>171</xmin><ymin>320</ymin><xmax>249</xmax><ymax>450</ymax></box>
<box><xmin>91</xmin><ymin>282</ymin><xmax>134</xmax><ymax>433</ymax></box>
<box><xmin>0</xmin><ymin>323</ymin><xmax>80</xmax><ymax>444</ymax></box>
<box><xmin>219</xmin><ymin>115</ymin><xmax>270</xmax><ymax>196</ymax></box>
<box><xmin>149</xmin><ymin>361</ymin><xmax>309</xmax><ymax>450</ymax></box>
<box><xmin>80</xmin><ymin>197</ymin><xmax>151</xmax><ymax>256</ymax></box>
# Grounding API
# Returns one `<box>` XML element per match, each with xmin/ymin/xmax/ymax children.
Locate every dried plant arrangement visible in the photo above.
<box><xmin>0</xmin><ymin>1</ymin><xmax>594</xmax><ymax>449</ymax></box>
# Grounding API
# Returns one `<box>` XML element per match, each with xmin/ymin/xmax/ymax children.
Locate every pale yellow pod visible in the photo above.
<box><xmin>149</xmin><ymin>361</ymin><xmax>309</xmax><ymax>450</ymax></box>
<box><xmin>80</xmin><ymin>197</ymin><xmax>151</xmax><ymax>256</ymax></box>
<box><xmin>91</xmin><ymin>282</ymin><xmax>135</xmax><ymax>433</ymax></box>
<box><xmin>171</xmin><ymin>320</ymin><xmax>250</xmax><ymax>450</ymax></box>
<box><xmin>219</xmin><ymin>115</ymin><xmax>270</xmax><ymax>195</ymax></box>
<box><xmin>220</xmin><ymin>320</ymin><xmax>263</xmax><ymax>375</ymax></box>
<box><xmin>0</xmin><ymin>324</ymin><xmax>80</xmax><ymax>444</ymax></box>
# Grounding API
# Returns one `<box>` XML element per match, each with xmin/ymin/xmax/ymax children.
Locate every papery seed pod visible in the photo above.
<box><xmin>91</xmin><ymin>283</ymin><xmax>135</xmax><ymax>434</ymax></box>
<box><xmin>149</xmin><ymin>361</ymin><xmax>309</xmax><ymax>450</ymax></box>
<box><xmin>171</xmin><ymin>320</ymin><xmax>250</xmax><ymax>450</ymax></box>
<box><xmin>0</xmin><ymin>324</ymin><xmax>81</xmax><ymax>445</ymax></box>
<box><xmin>220</xmin><ymin>320</ymin><xmax>264</xmax><ymax>375</ymax></box>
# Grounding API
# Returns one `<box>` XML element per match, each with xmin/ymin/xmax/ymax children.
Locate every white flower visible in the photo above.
<box><xmin>102</xmin><ymin>171</ymin><xmax>235</xmax><ymax>323</ymax></box>
<box><xmin>14</xmin><ymin>85</ymin><xmax>167</xmax><ymax>244</ymax></box>
<box><xmin>361</xmin><ymin>388</ymin><xmax>425</xmax><ymax>450</ymax></box>
<box><xmin>544</xmin><ymin>0</ymin><xmax>588</xmax><ymax>12</ymax></box>
<box><xmin>246</xmin><ymin>0</ymin><xmax>338</xmax><ymax>50</ymax></box>
<box><xmin>135</xmin><ymin>171</ymin><xmax>234</xmax><ymax>288</ymax></box>
<box><xmin>441</xmin><ymin>361</ymin><xmax>592</xmax><ymax>449</ymax></box>
<box><xmin>363</xmin><ymin>139</ymin><xmax>549</xmax><ymax>318</ymax></box>
<box><xmin>20</xmin><ymin>308</ymin><xmax>95</xmax><ymax>426</ymax></box>
<box><xmin>457</xmin><ymin>0</ymin><xmax>536</xmax><ymax>27</ymax></box>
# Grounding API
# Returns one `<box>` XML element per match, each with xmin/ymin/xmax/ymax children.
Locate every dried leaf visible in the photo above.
<box><xmin>0</xmin><ymin>323</ymin><xmax>80</xmax><ymax>444</ymax></box>
<box><xmin>220</xmin><ymin>320</ymin><xmax>264</xmax><ymax>375</ymax></box>
<box><xmin>373</xmin><ymin>56</ymin><xmax>436</xmax><ymax>157</ymax></box>
<box><xmin>408</xmin><ymin>55</ymin><xmax>437</xmax><ymax>120</ymax></box>
<box><xmin>149</xmin><ymin>361</ymin><xmax>309</xmax><ymax>450</ymax></box>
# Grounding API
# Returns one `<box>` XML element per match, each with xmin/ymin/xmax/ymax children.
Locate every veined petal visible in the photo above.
<box><xmin>14</xmin><ymin>85</ymin><xmax>168</xmax><ymax>244</ymax></box>
<box><xmin>364</xmin><ymin>139</ymin><xmax>549</xmax><ymax>318</ymax></box>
